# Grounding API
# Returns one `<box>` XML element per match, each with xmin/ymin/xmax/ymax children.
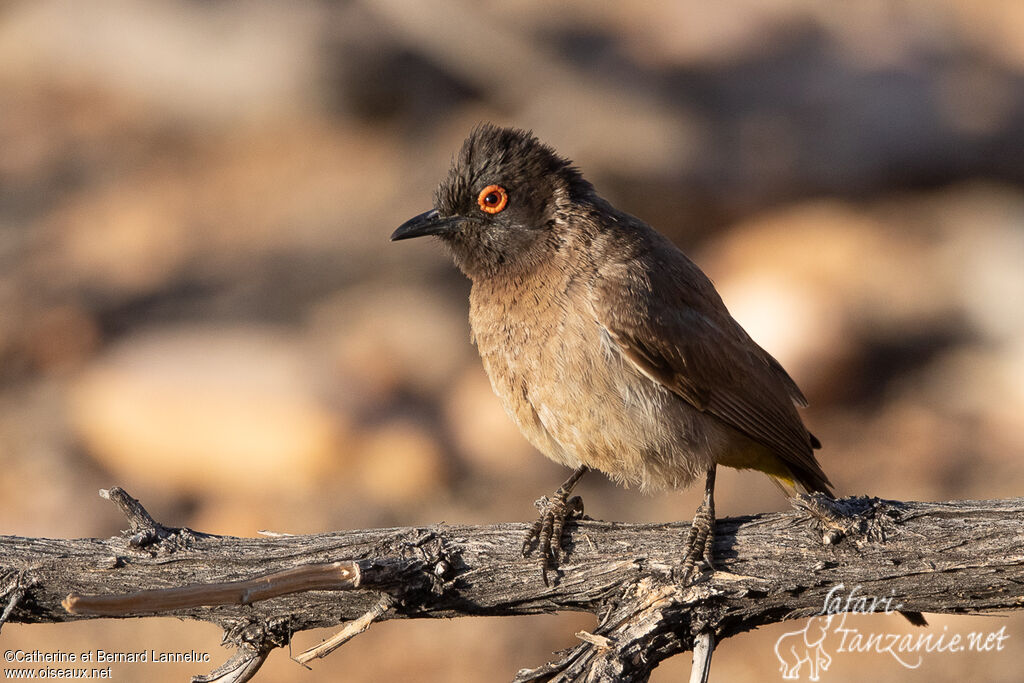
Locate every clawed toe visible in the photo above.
<box><xmin>522</xmin><ymin>468</ymin><xmax>588</xmax><ymax>586</ymax></box>
<box><xmin>680</xmin><ymin>467</ymin><xmax>717</xmax><ymax>584</ymax></box>
<box><xmin>523</xmin><ymin>494</ymin><xmax>584</xmax><ymax>586</ymax></box>
<box><xmin>680</xmin><ymin>503</ymin><xmax>715</xmax><ymax>582</ymax></box>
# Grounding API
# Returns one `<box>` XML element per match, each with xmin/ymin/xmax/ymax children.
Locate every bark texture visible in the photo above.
<box><xmin>1</xmin><ymin>489</ymin><xmax>1022</xmax><ymax>682</ymax></box>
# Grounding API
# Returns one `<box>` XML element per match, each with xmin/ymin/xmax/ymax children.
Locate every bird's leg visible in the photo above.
<box><xmin>523</xmin><ymin>466</ymin><xmax>588</xmax><ymax>586</ymax></box>
<box><xmin>681</xmin><ymin>466</ymin><xmax>717</xmax><ymax>583</ymax></box>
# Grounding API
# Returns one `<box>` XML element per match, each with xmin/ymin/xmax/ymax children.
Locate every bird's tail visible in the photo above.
<box><xmin>768</xmin><ymin>464</ymin><xmax>834</xmax><ymax>499</ymax></box>
<box><xmin>763</xmin><ymin>429</ymin><xmax>835</xmax><ymax>498</ymax></box>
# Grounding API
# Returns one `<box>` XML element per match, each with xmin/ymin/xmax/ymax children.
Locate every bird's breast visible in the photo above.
<box><xmin>468</xmin><ymin>275</ymin><xmax>716</xmax><ymax>490</ymax></box>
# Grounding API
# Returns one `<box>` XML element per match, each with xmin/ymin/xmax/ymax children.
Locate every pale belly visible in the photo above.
<box><xmin>474</xmin><ymin>307</ymin><xmax>729</xmax><ymax>491</ymax></box>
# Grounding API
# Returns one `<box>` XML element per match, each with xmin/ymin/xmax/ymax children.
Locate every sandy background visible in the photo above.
<box><xmin>1</xmin><ymin>1</ymin><xmax>1022</xmax><ymax>681</ymax></box>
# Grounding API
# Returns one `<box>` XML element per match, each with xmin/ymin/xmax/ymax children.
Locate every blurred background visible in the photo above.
<box><xmin>1</xmin><ymin>1</ymin><xmax>1021</xmax><ymax>681</ymax></box>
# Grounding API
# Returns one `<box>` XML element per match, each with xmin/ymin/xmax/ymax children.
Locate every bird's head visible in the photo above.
<box><xmin>391</xmin><ymin>124</ymin><xmax>593</xmax><ymax>279</ymax></box>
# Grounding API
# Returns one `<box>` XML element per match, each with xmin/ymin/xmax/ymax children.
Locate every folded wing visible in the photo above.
<box><xmin>590</xmin><ymin>236</ymin><xmax>832</xmax><ymax>494</ymax></box>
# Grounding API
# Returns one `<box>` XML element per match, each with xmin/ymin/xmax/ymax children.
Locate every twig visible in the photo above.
<box><xmin>294</xmin><ymin>594</ymin><xmax>397</xmax><ymax>664</ymax></box>
<box><xmin>688</xmin><ymin>632</ymin><xmax>714</xmax><ymax>683</ymax></box>
<box><xmin>0</xmin><ymin>570</ymin><xmax>28</xmax><ymax>635</ymax></box>
<box><xmin>192</xmin><ymin>648</ymin><xmax>269</xmax><ymax>683</ymax></box>
<box><xmin>100</xmin><ymin>487</ymin><xmax>162</xmax><ymax>532</ymax></box>
<box><xmin>64</xmin><ymin>561</ymin><xmax>362</xmax><ymax>615</ymax></box>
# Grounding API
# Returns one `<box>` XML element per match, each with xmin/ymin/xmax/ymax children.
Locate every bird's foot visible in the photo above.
<box><xmin>680</xmin><ymin>498</ymin><xmax>716</xmax><ymax>583</ymax></box>
<box><xmin>680</xmin><ymin>466</ymin><xmax>717</xmax><ymax>584</ymax></box>
<box><xmin>522</xmin><ymin>467</ymin><xmax>588</xmax><ymax>586</ymax></box>
<box><xmin>522</xmin><ymin>492</ymin><xmax>584</xmax><ymax>586</ymax></box>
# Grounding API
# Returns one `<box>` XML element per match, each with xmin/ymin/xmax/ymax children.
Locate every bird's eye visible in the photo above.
<box><xmin>477</xmin><ymin>185</ymin><xmax>508</xmax><ymax>214</ymax></box>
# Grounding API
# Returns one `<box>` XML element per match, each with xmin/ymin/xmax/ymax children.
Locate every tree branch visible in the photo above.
<box><xmin>2</xmin><ymin>488</ymin><xmax>1022</xmax><ymax>682</ymax></box>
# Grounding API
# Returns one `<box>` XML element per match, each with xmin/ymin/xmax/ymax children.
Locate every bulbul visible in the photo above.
<box><xmin>391</xmin><ymin>125</ymin><xmax>922</xmax><ymax>625</ymax></box>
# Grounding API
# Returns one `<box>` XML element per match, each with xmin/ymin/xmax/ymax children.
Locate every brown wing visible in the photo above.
<box><xmin>590</xmin><ymin>230</ymin><xmax>832</xmax><ymax>494</ymax></box>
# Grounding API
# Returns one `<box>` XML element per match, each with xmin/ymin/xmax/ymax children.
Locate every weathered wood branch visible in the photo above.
<box><xmin>1</xmin><ymin>489</ymin><xmax>1022</xmax><ymax>682</ymax></box>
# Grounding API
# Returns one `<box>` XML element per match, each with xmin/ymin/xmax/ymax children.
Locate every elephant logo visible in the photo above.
<box><xmin>774</xmin><ymin>614</ymin><xmax>838</xmax><ymax>681</ymax></box>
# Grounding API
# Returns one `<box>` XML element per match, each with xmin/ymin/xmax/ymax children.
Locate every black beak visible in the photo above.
<box><xmin>391</xmin><ymin>209</ymin><xmax>462</xmax><ymax>241</ymax></box>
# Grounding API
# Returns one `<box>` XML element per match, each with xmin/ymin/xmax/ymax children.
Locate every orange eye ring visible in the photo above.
<box><xmin>477</xmin><ymin>185</ymin><xmax>508</xmax><ymax>214</ymax></box>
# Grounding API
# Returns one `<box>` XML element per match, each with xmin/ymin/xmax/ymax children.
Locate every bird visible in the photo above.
<box><xmin>390</xmin><ymin>124</ymin><xmax>925</xmax><ymax>625</ymax></box>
